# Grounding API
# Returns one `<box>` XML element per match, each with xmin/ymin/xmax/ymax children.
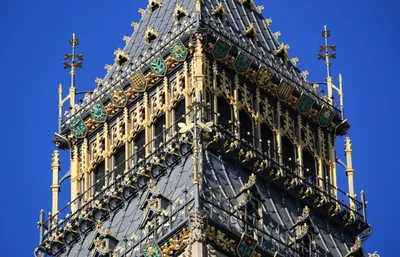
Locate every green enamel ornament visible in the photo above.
<box><xmin>89</xmin><ymin>102</ymin><xmax>107</xmax><ymax>123</ymax></box>
<box><xmin>70</xmin><ymin>118</ymin><xmax>87</xmax><ymax>138</ymax></box>
<box><xmin>235</xmin><ymin>52</ymin><xmax>252</xmax><ymax>74</ymax></box>
<box><xmin>318</xmin><ymin>106</ymin><xmax>335</xmax><ymax>127</ymax></box>
<box><xmin>213</xmin><ymin>39</ymin><xmax>231</xmax><ymax>60</ymax></box>
<box><xmin>142</xmin><ymin>241</ymin><xmax>162</xmax><ymax>257</ymax></box>
<box><xmin>237</xmin><ymin>233</ymin><xmax>258</xmax><ymax>257</ymax></box>
<box><xmin>297</xmin><ymin>93</ymin><xmax>315</xmax><ymax>114</ymax></box>
<box><xmin>170</xmin><ymin>40</ymin><xmax>187</xmax><ymax>61</ymax></box>
<box><xmin>150</xmin><ymin>55</ymin><xmax>167</xmax><ymax>76</ymax></box>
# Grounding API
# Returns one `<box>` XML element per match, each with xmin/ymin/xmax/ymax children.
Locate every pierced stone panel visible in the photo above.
<box><xmin>130</xmin><ymin>103</ymin><xmax>146</xmax><ymax>141</ymax></box>
<box><xmin>151</xmin><ymin>87</ymin><xmax>166</xmax><ymax>122</ymax></box>
<box><xmin>111</xmin><ymin>117</ymin><xmax>125</xmax><ymax>153</ymax></box>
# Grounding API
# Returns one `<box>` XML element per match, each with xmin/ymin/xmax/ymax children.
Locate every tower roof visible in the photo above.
<box><xmin>61</xmin><ymin>0</ymin><xmax>338</xmax><ymax>136</ymax></box>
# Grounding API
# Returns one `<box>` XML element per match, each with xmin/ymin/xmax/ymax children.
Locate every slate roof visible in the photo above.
<box><xmin>64</xmin><ymin>0</ymin><xmax>315</xmax><ymax>128</ymax></box>
<box><xmin>203</xmin><ymin>150</ymin><xmax>361</xmax><ymax>257</ymax></box>
<box><xmin>200</xmin><ymin>0</ymin><xmax>305</xmax><ymax>84</ymax></box>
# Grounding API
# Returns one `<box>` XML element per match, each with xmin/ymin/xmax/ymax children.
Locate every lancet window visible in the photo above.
<box><xmin>239</xmin><ymin>109</ymin><xmax>254</xmax><ymax>145</ymax></box>
<box><xmin>217</xmin><ymin>96</ymin><xmax>232</xmax><ymax>132</ymax></box>
<box><xmin>113</xmin><ymin>145</ymin><xmax>125</xmax><ymax>180</ymax></box>
<box><xmin>173</xmin><ymin>100</ymin><xmax>186</xmax><ymax>131</ymax></box>
<box><xmin>153</xmin><ymin>115</ymin><xmax>166</xmax><ymax>150</ymax></box>
<box><xmin>93</xmin><ymin>161</ymin><xmax>105</xmax><ymax>194</ymax></box>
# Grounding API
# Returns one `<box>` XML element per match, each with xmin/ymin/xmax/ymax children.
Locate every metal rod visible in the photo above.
<box><xmin>361</xmin><ymin>190</ymin><xmax>367</xmax><ymax>222</ymax></box>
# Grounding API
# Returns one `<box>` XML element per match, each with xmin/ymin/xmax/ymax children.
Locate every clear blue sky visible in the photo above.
<box><xmin>0</xmin><ymin>0</ymin><xmax>398</xmax><ymax>256</ymax></box>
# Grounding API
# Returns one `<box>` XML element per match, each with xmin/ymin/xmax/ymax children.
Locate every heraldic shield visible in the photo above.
<box><xmin>142</xmin><ymin>240</ymin><xmax>162</xmax><ymax>257</ymax></box>
<box><xmin>212</xmin><ymin>38</ymin><xmax>231</xmax><ymax>60</ymax></box>
<box><xmin>237</xmin><ymin>233</ymin><xmax>258</xmax><ymax>257</ymax></box>
<box><xmin>70</xmin><ymin>116</ymin><xmax>87</xmax><ymax>139</ymax></box>
<box><xmin>256</xmin><ymin>66</ymin><xmax>273</xmax><ymax>87</ymax></box>
<box><xmin>277</xmin><ymin>80</ymin><xmax>295</xmax><ymax>100</ymax></box>
<box><xmin>150</xmin><ymin>55</ymin><xmax>167</xmax><ymax>77</ymax></box>
<box><xmin>89</xmin><ymin>101</ymin><xmax>107</xmax><ymax>123</ymax></box>
<box><xmin>318</xmin><ymin>106</ymin><xmax>335</xmax><ymax>127</ymax></box>
<box><xmin>235</xmin><ymin>52</ymin><xmax>252</xmax><ymax>74</ymax></box>
<box><xmin>129</xmin><ymin>71</ymin><xmax>147</xmax><ymax>93</ymax></box>
<box><xmin>169</xmin><ymin>40</ymin><xmax>187</xmax><ymax>62</ymax></box>
<box><xmin>297</xmin><ymin>92</ymin><xmax>315</xmax><ymax>114</ymax></box>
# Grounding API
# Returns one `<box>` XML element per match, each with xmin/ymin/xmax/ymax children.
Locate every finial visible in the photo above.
<box><xmin>291</xmin><ymin>57</ymin><xmax>299</xmax><ymax>66</ymax></box>
<box><xmin>63</xmin><ymin>33</ymin><xmax>83</xmax><ymax>88</ymax></box>
<box><xmin>131</xmin><ymin>22</ymin><xmax>139</xmax><ymax>30</ymax></box>
<box><xmin>138</xmin><ymin>8</ymin><xmax>146</xmax><ymax>17</ymax></box>
<box><xmin>317</xmin><ymin>25</ymin><xmax>336</xmax><ymax>79</ymax></box>
<box><xmin>105</xmin><ymin>64</ymin><xmax>112</xmax><ymax>71</ymax></box>
<box><xmin>265</xmin><ymin>18</ymin><xmax>272</xmax><ymax>26</ymax></box>
<box><xmin>273</xmin><ymin>31</ymin><xmax>281</xmax><ymax>40</ymax></box>
<box><xmin>123</xmin><ymin>36</ymin><xmax>131</xmax><ymax>44</ymax></box>
<box><xmin>256</xmin><ymin>5</ymin><xmax>264</xmax><ymax>13</ymax></box>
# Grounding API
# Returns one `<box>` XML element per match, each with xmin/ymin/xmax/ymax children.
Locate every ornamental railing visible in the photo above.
<box><xmin>202</xmin><ymin>197</ymin><xmax>325</xmax><ymax>257</ymax></box>
<box><xmin>203</xmin><ymin>110</ymin><xmax>367</xmax><ymax>225</ymax></box>
<box><xmin>38</xmin><ymin>113</ymin><xmax>192</xmax><ymax>244</ymax></box>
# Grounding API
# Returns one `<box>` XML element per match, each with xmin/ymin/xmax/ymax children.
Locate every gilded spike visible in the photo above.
<box><xmin>105</xmin><ymin>64</ymin><xmax>112</xmax><ymax>71</ymax></box>
<box><xmin>138</xmin><ymin>8</ymin><xmax>146</xmax><ymax>17</ymax></box>
<box><xmin>291</xmin><ymin>57</ymin><xmax>299</xmax><ymax>66</ymax></box>
<box><xmin>131</xmin><ymin>22</ymin><xmax>139</xmax><ymax>30</ymax></box>
<box><xmin>274</xmin><ymin>31</ymin><xmax>281</xmax><ymax>40</ymax></box>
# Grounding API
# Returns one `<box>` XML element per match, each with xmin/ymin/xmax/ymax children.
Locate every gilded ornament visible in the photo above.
<box><xmin>129</xmin><ymin>71</ymin><xmax>147</xmax><ymax>93</ymax></box>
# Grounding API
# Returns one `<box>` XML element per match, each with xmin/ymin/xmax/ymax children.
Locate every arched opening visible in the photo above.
<box><xmin>282</xmin><ymin>136</ymin><xmax>296</xmax><ymax>171</ymax></box>
<box><xmin>174</xmin><ymin>100</ymin><xmax>186</xmax><ymax>131</ymax></box>
<box><xmin>134</xmin><ymin>130</ymin><xmax>146</xmax><ymax>162</ymax></box>
<box><xmin>239</xmin><ymin>110</ymin><xmax>253</xmax><ymax>145</ymax></box>
<box><xmin>217</xmin><ymin>96</ymin><xmax>232</xmax><ymax>132</ymax></box>
<box><xmin>303</xmin><ymin>149</ymin><xmax>316</xmax><ymax>186</ymax></box>
<box><xmin>154</xmin><ymin>115</ymin><xmax>166</xmax><ymax>149</ymax></box>
<box><xmin>113</xmin><ymin>145</ymin><xmax>125</xmax><ymax>180</ymax></box>
<box><xmin>93</xmin><ymin>161</ymin><xmax>105</xmax><ymax>194</ymax></box>
<box><xmin>261</xmin><ymin>123</ymin><xmax>275</xmax><ymax>157</ymax></box>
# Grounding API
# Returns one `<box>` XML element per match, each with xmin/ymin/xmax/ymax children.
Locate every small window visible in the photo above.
<box><xmin>94</xmin><ymin>161</ymin><xmax>105</xmax><ymax>194</ymax></box>
<box><xmin>114</xmin><ymin>49</ymin><xmax>129</xmax><ymax>67</ymax></box>
<box><xmin>282</xmin><ymin>136</ymin><xmax>296</xmax><ymax>170</ymax></box>
<box><xmin>261</xmin><ymin>123</ymin><xmax>275</xmax><ymax>157</ymax></box>
<box><xmin>212</xmin><ymin>2</ymin><xmax>226</xmax><ymax>23</ymax></box>
<box><xmin>217</xmin><ymin>97</ymin><xmax>232</xmax><ymax>132</ymax></box>
<box><xmin>134</xmin><ymin>130</ymin><xmax>146</xmax><ymax>162</ymax></box>
<box><xmin>148</xmin><ymin>0</ymin><xmax>161</xmax><ymax>12</ymax></box>
<box><xmin>174</xmin><ymin>4</ymin><xmax>188</xmax><ymax>22</ymax></box>
<box><xmin>114</xmin><ymin>146</ymin><xmax>125</xmax><ymax>179</ymax></box>
<box><xmin>239</xmin><ymin>110</ymin><xmax>253</xmax><ymax>144</ymax></box>
<box><xmin>145</xmin><ymin>27</ymin><xmax>158</xmax><ymax>44</ymax></box>
<box><xmin>244</xmin><ymin>23</ymin><xmax>257</xmax><ymax>40</ymax></box>
<box><xmin>242</xmin><ymin>0</ymin><xmax>256</xmax><ymax>10</ymax></box>
<box><xmin>154</xmin><ymin>115</ymin><xmax>166</xmax><ymax>148</ymax></box>
<box><xmin>174</xmin><ymin>100</ymin><xmax>186</xmax><ymax>130</ymax></box>
<box><xmin>303</xmin><ymin>150</ymin><xmax>316</xmax><ymax>185</ymax></box>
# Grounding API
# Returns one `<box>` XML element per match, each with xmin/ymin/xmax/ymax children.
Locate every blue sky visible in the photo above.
<box><xmin>0</xmin><ymin>0</ymin><xmax>397</xmax><ymax>256</ymax></box>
